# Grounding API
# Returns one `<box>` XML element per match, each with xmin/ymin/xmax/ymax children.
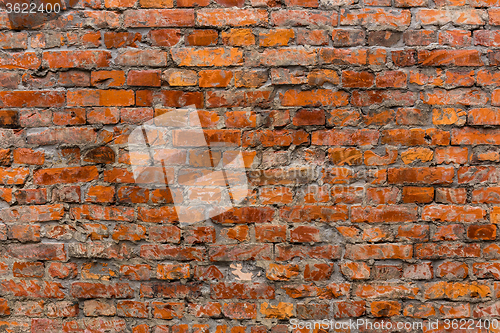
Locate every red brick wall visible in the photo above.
<box><xmin>0</xmin><ymin>0</ymin><xmax>499</xmax><ymax>331</ymax></box>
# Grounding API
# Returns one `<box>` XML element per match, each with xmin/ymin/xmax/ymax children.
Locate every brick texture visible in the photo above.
<box><xmin>0</xmin><ymin>0</ymin><xmax>498</xmax><ymax>331</ymax></box>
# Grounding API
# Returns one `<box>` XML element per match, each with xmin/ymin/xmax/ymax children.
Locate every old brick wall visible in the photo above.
<box><xmin>0</xmin><ymin>0</ymin><xmax>499</xmax><ymax>331</ymax></box>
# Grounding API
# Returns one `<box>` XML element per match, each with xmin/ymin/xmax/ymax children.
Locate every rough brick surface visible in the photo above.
<box><xmin>0</xmin><ymin>0</ymin><xmax>498</xmax><ymax>331</ymax></box>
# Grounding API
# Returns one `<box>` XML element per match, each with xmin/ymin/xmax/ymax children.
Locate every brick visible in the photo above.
<box><xmin>157</xmin><ymin>264</ymin><xmax>190</xmax><ymax>280</ymax></box>
<box><xmin>398</xmin><ymin>225</ymin><xmax>429</xmax><ymax>241</ymax></box>
<box><xmin>34</xmin><ymin>166</ymin><xmax>98</xmax><ymax>185</ymax></box>
<box><xmin>354</xmin><ymin>284</ymin><xmax>418</xmax><ymax>299</ymax></box>
<box><xmin>31</xmin><ymin>32</ymin><xmax>64</xmax><ymax>49</ymax></box>
<box><xmin>0</xmin><ymin>91</ymin><xmax>64</xmax><ymax>108</ymax></box>
<box><xmin>418</xmin><ymin>50</ymin><xmax>483</xmax><ymax>67</ymax></box>
<box><xmin>366</xmin><ymin>187</ymin><xmax>399</xmax><ymax>204</ymax></box>
<box><xmin>364</xmin><ymin>148</ymin><xmax>398</xmax><ymax>166</ymax></box>
<box><xmin>436</xmin><ymin>262</ymin><xmax>468</xmax><ymax>280</ymax></box>
<box><xmin>352</xmin><ymin>90</ymin><xmax>417</xmax><ymax>107</ymax></box>
<box><xmin>120</xmin><ymin>265</ymin><xmax>151</xmax><ymax>281</ymax></box>
<box><xmin>199</xmin><ymin>70</ymin><xmax>233</xmax><ymax>88</ymax></box>
<box><xmin>189</xmin><ymin>302</ymin><xmax>222</xmax><ymax>318</ymax></box>
<box><xmin>211</xmin><ymin>282</ymin><xmax>275</xmax><ymax>299</ymax></box>
<box><xmin>307</xmin><ymin>69</ymin><xmax>340</xmax><ymax>87</ymax></box>
<box><xmin>396</xmin><ymin>0</ymin><xmax>427</xmax><ymax>5</ymax></box>
<box><xmin>403</xmin><ymin>263</ymin><xmax>433</xmax><ymax>280</ymax></box>
<box><xmin>261</xmin><ymin>48</ymin><xmax>317</xmax><ymax>67</ymax></box>
<box><xmin>186</xmin><ymin>30</ymin><xmax>218</xmax><ymax>46</ymax></box>
<box><xmin>490</xmin><ymin>8</ymin><xmax>500</xmax><ymax>25</ymax></box>
<box><xmin>223</xmin><ymin>303</ymin><xmax>256</xmax><ymax>319</ymax></box>
<box><xmin>0</xmin><ymin>73</ymin><xmax>20</xmax><ymax>89</ymax></box>
<box><xmin>433</xmin><ymin>107</ymin><xmax>466</xmax><ymax>125</ymax></box>
<box><xmin>342</xmin><ymin>70</ymin><xmax>374</xmax><ymax>88</ymax></box>
<box><xmin>171</xmin><ymin>48</ymin><xmax>243</xmax><ymax>67</ymax></box>
<box><xmin>376</xmin><ymin>70</ymin><xmax>407</xmax><ymax>88</ymax></box>
<box><xmin>178</xmin><ymin>0</ymin><xmax>209</xmax><ymax>5</ymax></box>
<box><xmin>345</xmin><ymin>244</ymin><xmax>413</xmax><ymax>260</ymax></box>
<box><xmin>439</xmin><ymin>30</ymin><xmax>472</xmax><ymax>46</ymax></box>
<box><xmin>127</xmin><ymin>70</ymin><xmax>161</xmax><ymax>87</ymax></box>
<box><xmin>209</xmin><ymin>244</ymin><xmax>272</xmax><ymax>261</ymax></box>
<box><xmin>0</xmin><ymin>149</ymin><xmax>11</xmax><ymax>165</ymax></box>
<box><xmin>416</xmin><ymin>9</ymin><xmax>485</xmax><ymax>25</ymax></box>
<box><xmin>8</xmin><ymin>225</ymin><xmax>40</xmax><ymax>242</ymax></box>
<box><xmin>2</xmin><ymin>0</ymin><xmax>500</xmax><ymax>326</ymax></box>
<box><xmin>0</xmin><ymin>52</ymin><xmax>40</xmax><ymax>69</ymax></box>
<box><xmin>117</xmin><ymin>301</ymin><xmax>148</xmax><ymax>318</ymax></box>
<box><xmin>53</xmin><ymin>109</ymin><xmax>86</xmax><ymax>126</ymax></box>
<box><xmin>371</xmin><ymin>301</ymin><xmax>401</xmax><ymax>317</ymax></box>
<box><xmin>256</xmin><ymin>225</ymin><xmax>286</xmax><ymax>242</ymax></box>
<box><xmin>31</xmin><ymin>319</ymin><xmax>62</xmax><ymax>332</ymax></box>
<box><xmin>351</xmin><ymin>205</ymin><xmax>418</xmax><ymax>223</ymax></box>
<box><xmin>91</xmin><ymin>71</ymin><xmax>126</xmax><ymax>87</ymax></box>
<box><xmin>416</xmin><ymin>243</ymin><xmax>481</xmax><ymax>259</ymax></box>
<box><xmin>104</xmin><ymin>32</ymin><xmax>141</xmax><ymax>48</ymax></box>
<box><xmin>271</xmin><ymin>68</ymin><xmax>307</xmax><ymax>85</ymax></box>
<box><xmin>14</xmin><ymin>188</ymin><xmax>47</xmax><ymax>205</ymax></box>
<box><xmin>83</xmin><ymin>146</ymin><xmax>116</xmax><ymax>164</ymax></box>
<box><xmin>452</xmin><ymin>128</ymin><xmax>500</xmax><ymax>145</ymax></box>
<box><xmin>404</xmin><ymin>30</ymin><xmax>436</xmax><ymax>45</ymax></box>
<box><xmin>341</xmin><ymin>262</ymin><xmax>370</xmax><ymax>280</ymax></box>
<box><xmin>388</xmin><ymin>167</ymin><xmax>454</xmax><ymax>185</ymax></box>
<box><xmin>206</xmin><ymin>90</ymin><xmax>271</xmax><ymax>108</ymax></box>
<box><xmin>71</xmin><ymin>282</ymin><xmax>134</xmax><ymax>299</ymax></box>
<box><xmin>0</xmin><ymin>280</ymin><xmax>64</xmax><ymax>298</ymax></box>
<box><xmin>320</xmin><ymin>48</ymin><xmax>367</xmax><ymax>65</ymax></box>
<box><xmin>148</xmin><ymin>29</ymin><xmax>182</xmax><ymax>46</ymax></box>
<box><xmin>402</xmin><ymin>187</ymin><xmax>434</xmax><ymax>203</ymax></box>
<box><xmin>340</xmin><ymin>8</ymin><xmax>411</xmax><ymax>30</ymax></box>
<box><xmin>423</xmin><ymin>281</ymin><xmax>490</xmax><ymax>299</ymax></box>
<box><xmin>468</xmin><ymin>224</ymin><xmax>496</xmax><ymax>240</ymax></box>
<box><xmin>422</xmin><ymin>204</ymin><xmax>486</xmax><ymax>222</ymax></box>
<box><xmin>290</xmin><ymin>226</ymin><xmax>320</xmax><ymax>243</ymax></box>
<box><xmin>43</xmin><ymin>50</ymin><xmax>111</xmax><ymax>68</ymax></box>
<box><xmin>67</xmin><ymin>89</ymin><xmax>134</xmax><ymax>106</ymax></box>
<box><xmin>139</xmin><ymin>0</ymin><xmax>173</xmax><ymax>6</ymax></box>
<box><xmin>367</xmin><ymin>31</ymin><xmax>401</xmax><ymax>46</ymax></box>
<box><xmin>149</xmin><ymin>226</ymin><xmax>181</xmax><ymax>243</ymax></box>
<box><xmin>163</xmin><ymin>69</ymin><xmax>198</xmax><ymax>87</ymax></box>
<box><xmin>71</xmin><ymin>205</ymin><xmax>134</xmax><ymax>221</ymax></box>
<box><xmin>141</xmin><ymin>245</ymin><xmax>205</xmax><ymax>261</ymax></box>
<box><xmin>281</xmin><ymin>89</ymin><xmax>350</xmax><ymax>108</ymax></box>
<box><xmin>137</xmin><ymin>90</ymin><xmax>203</xmax><ymax>108</ymax></box>
<box><xmin>271</xmin><ymin>10</ymin><xmax>336</xmax><ymax>26</ymax></box>
<box><xmin>332</xmin><ymin>29</ymin><xmax>365</xmax><ymax>46</ymax></box>
<box><xmin>116</xmin><ymin>50</ymin><xmax>168</xmax><ymax>67</ymax></box>
<box><xmin>82</xmin><ymin>11</ymin><xmax>121</xmax><ymax>28</ymax></box>
<box><xmin>65</xmin><ymin>31</ymin><xmax>101</xmax><ymax>48</ymax></box>
<box><xmin>221</xmin><ymin>29</ymin><xmax>255</xmax><ymax>46</ymax></box>
<box><xmin>280</xmin><ymin>205</ymin><xmax>348</xmax><ymax>222</ymax></box>
<box><xmin>7</xmin><ymin>243</ymin><xmax>66</xmax><ymax>261</ymax></box>
<box><xmin>332</xmin><ymin>301</ymin><xmax>366</xmax><ymax>318</ymax></box>
<box><xmin>259</xmin><ymin>29</ymin><xmax>294</xmax><ymax>47</ymax></box>
<box><xmin>52</xmin><ymin>186</ymin><xmax>81</xmax><ymax>203</ymax></box>
<box><xmin>401</xmin><ymin>147</ymin><xmax>433</xmax><ymax>164</ymax></box>
<box><xmin>297</xmin><ymin>29</ymin><xmax>329</xmax><ymax>45</ymax></box>
<box><xmin>49</xmin><ymin>263</ymin><xmax>78</xmax><ymax>279</ymax></box>
<box><xmin>0</xmin><ymin>167</ymin><xmax>29</xmax><ymax>185</ymax></box>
